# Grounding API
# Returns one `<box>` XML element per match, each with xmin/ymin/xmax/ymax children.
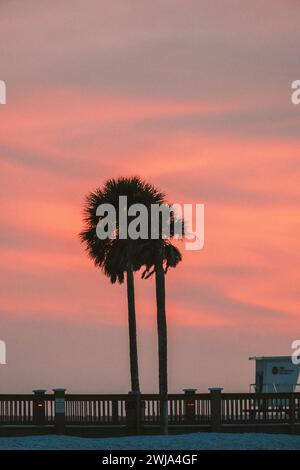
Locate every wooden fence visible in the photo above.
<box><xmin>0</xmin><ymin>388</ymin><xmax>299</xmax><ymax>436</ymax></box>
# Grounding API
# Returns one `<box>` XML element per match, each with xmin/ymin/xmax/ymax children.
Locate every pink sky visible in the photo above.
<box><xmin>0</xmin><ymin>0</ymin><xmax>300</xmax><ymax>393</ymax></box>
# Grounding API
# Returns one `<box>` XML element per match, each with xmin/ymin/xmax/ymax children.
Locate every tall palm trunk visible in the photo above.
<box><xmin>126</xmin><ymin>264</ymin><xmax>140</xmax><ymax>393</ymax></box>
<box><xmin>155</xmin><ymin>249</ymin><xmax>168</xmax><ymax>435</ymax></box>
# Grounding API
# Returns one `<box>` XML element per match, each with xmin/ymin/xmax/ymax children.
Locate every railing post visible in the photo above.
<box><xmin>33</xmin><ymin>389</ymin><xmax>46</xmax><ymax>426</ymax></box>
<box><xmin>53</xmin><ymin>388</ymin><xmax>66</xmax><ymax>434</ymax></box>
<box><xmin>126</xmin><ymin>391</ymin><xmax>142</xmax><ymax>434</ymax></box>
<box><xmin>112</xmin><ymin>399</ymin><xmax>119</xmax><ymax>425</ymax></box>
<box><xmin>183</xmin><ymin>388</ymin><xmax>197</xmax><ymax>424</ymax></box>
<box><xmin>209</xmin><ymin>387</ymin><xmax>223</xmax><ymax>432</ymax></box>
<box><xmin>290</xmin><ymin>393</ymin><xmax>296</xmax><ymax>434</ymax></box>
<box><xmin>262</xmin><ymin>396</ymin><xmax>267</xmax><ymax>422</ymax></box>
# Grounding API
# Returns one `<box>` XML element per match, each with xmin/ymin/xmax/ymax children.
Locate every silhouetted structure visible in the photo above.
<box><xmin>0</xmin><ymin>388</ymin><xmax>300</xmax><ymax>437</ymax></box>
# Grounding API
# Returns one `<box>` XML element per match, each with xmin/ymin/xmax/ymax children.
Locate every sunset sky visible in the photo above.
<box><xmin>0</xmin><ymin>0</ymin><xmax>300</xmax><ymax>393</ymax></box>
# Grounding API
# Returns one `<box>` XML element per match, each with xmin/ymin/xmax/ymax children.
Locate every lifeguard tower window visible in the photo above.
<box><xmin>249</xmin><ymin>356</ymin><xmax>300</xmax><ymax>393</ymax></box>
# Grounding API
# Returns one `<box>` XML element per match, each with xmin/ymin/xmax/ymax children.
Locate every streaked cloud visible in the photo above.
<box><xmin>0</xmin><ymin>0</ymin><xmax>299</xmax><ymax>391</ymax></box>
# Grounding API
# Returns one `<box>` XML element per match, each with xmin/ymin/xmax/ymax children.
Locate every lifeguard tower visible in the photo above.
<box><xmin>249</xmin><ymin>356</ymin><xmax>300</xmax><ymax>393</ymax></box>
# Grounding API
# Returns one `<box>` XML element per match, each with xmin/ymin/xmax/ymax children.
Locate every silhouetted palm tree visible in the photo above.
<box><xmin>139</xmin><ymin>213</ymin><xmax>183</xmax><ymax>434</ymax></box>
<box><xmin>79</xmin><ymin>177</ymin><xmax>165</xmax><ymax>393</ymax></box>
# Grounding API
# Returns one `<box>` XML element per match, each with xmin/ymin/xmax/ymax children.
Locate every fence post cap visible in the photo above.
<box><xmin>209</xmin><ymin>387</ymin><xmax>223</xmax><ymax>392</ymax></box>
<box><xmin>183</xmin><ymin>388</ymin><xmax>197</xmax><ymax>394</ymax></box>
<box><xmin>32</xmin><ymin>389</ymin><xmax>47</xmax><ymax>394</ymax></box>
<box><xmin>52</xmin><ymin>388</ymin><xmax>66</xmax><ymax>393</ymax></box>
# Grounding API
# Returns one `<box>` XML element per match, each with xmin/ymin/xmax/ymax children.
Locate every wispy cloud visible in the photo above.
<box><xmin>1</xmin><ymin>0</ymin><xmax>299</xmax><ymax>391</ymax></box>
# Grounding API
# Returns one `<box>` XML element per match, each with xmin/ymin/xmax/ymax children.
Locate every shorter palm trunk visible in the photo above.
<box><xmin>155</xmin><ymin>257</ymin><xmax>168</xmax><ymax>435</ymax></box>
<box><xmin>126</xmin><ymin>265</ymin><xmax>140</xmax><ymax>393</ymax></box>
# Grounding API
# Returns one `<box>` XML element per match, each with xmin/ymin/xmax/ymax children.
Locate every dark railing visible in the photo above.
<box><xmin>0</xmin><ymin>394</ymin><xmax>34</xmax><ymax>425</ymax></box>
<box><xmin>142</xmin><ymin>394</ymin><xmax>160</xmax><ymax>424</ymax></box>
<box><xmin>65</xmin><ymin>394</ymin><xmax>127</xmax><ymax>425</ymax></box>
<box><xmin>0</xmin><ymin>389</ymin><xmax>299</xmax><ymax>435</ymax></box>
<box><xmin>221</xmin><ymin>392</ymin><xmax>300</xmax><ymax>425</ymax></box>
<box><xmin>44</xmin><ymin>396</ymin><xmax>55</xmax><ymax>425</ymax></box>
<box><xmin>195</xmin><ymin>394</ymin><xmax>211</xmax><ymax>424</ymax></box>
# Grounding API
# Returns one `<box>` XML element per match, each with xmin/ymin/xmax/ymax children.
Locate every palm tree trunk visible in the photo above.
<box><xmin>155</xmin><ymin>251</ymin><xmax>168</xmax><ymax>435</ymax></box>
<box><xmin>126</xmin><ymin>265</ymin><xmax>140</xmax><ymax>393</ymax></box>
